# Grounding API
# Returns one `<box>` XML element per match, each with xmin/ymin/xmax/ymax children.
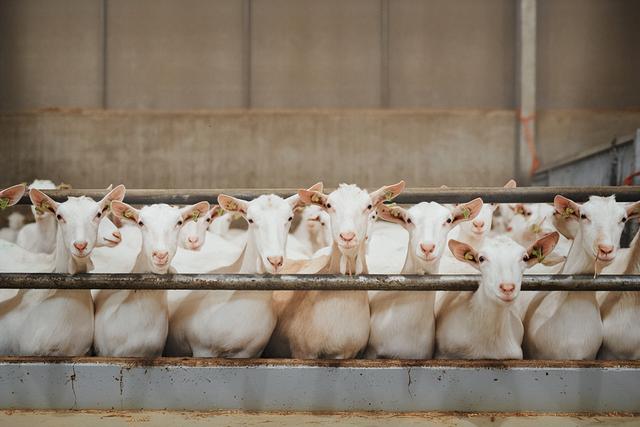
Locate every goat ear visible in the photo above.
<box><xmin>298</xmin><ymin>189</ymin><xmax>328</xmax><ymax>208</ymax></box>
<box><xmin>0</xmin><ymin>184</ymin><xmax>26</xmax><ymax>209</ymax></box>
<box><xmin>554</xmin><ymin>195</ymin><xmax>580</xmax><ymax>220</ymax></box>
<box><xmin>29</xmin><ymin>188</ymin><xmax>58</xmax><ymax>215</ymax></box>
<box><xmin>451</xmin><ymin>198</ymin><xmax>483</xmax><ymax>226</ymax></box>
<box><xmin>287</xmin><ymin>182</ymin><xmax>324</xmax><ymax>210</ymax></box>
<box><xmin>370</xmin><ymin>180</ymin><xmax>405</xmax><ymax>207</ymax></box>
<box><xmin>626</xmin><ymin>201</ymin><xmax>640</xmax><ymax>220</ymax></box>
<box><xmin>525</xmin><ymin>232</ymin><xmax>560</xmax><ymax>268</ymax></box>
<box><xmin>209</xmin><ymin>204</ymin><xmax>224</xmax><ymax>220</ymax></box>
<box><xmin>377</xmin><ymin>204</ymin><xmax>411</xmax><ymax>228</ymax></box>
<box><xmin>110</xmin><ymin>201</ymin><xmax>140</xmax><ymax>224</ymax></box>
<box><xmin>99</xmin><ymin>184</ymin><xmax>126</xmax><ymax>213</ymax></box>
<box><xmin>218</xmin><ymin>195</ymin><xmax>248</xmax><ymax>216</ymax></box>
<box><xmin>181</xmin><ymin>201</ymin><xmax>210</xmax><ymax>224</ymax></box>
<box><xmin>448</xmin><ymin>239</ymin><xmax>480</xmax><ymax>269</ymax></box>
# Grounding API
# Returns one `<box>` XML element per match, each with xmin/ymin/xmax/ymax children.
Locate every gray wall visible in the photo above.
<box><xmin>0</xmin><ymin>0</ymin><xmax>639</xmax><ymax>189</ymax></box>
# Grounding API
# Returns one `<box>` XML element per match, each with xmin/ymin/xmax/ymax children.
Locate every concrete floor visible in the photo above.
<box><xmin>0</xmin><ymin>411</ymin><xmax>638</xmax><ymax>427</ymax></box>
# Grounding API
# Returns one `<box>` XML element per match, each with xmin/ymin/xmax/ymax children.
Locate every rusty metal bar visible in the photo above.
<box><xmin>14</xmin><ymin>185</ymin><xmax>640</xmax><ymax>205</ymax></box>
<box><xmin>0</xmin><ymin>273</ymin><xmax>639</xmax><ymax>291</ymax></box>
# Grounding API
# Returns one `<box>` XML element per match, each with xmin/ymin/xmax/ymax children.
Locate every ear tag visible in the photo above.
<box><xmin>0</xmin><ymin>198</ymin><xmax>9</xmax><ymax>210</ymax></box>
<box><xmin>561</xmin><ymin>207</ymin><xmax>574</xmax><ymax>219</ymax></box>
<box><xmin>464</xmin><ymin>252</ymin><xmax>475</xmax><ymax>261</ymax></box>
<box><xmin>232</xmin><ymin>212</ymin><xmax>242</xmax><ymax>221</ymax></box>
<box><xmin>311</xmin><ymin>193</ymin><xmax>321</xmax><ymax>204</ymax></box>
<box><xmin>462</xmin><ymin>207</ymin><xmax>471</xmax><ymax>219</ymax></box>
<box><xmin>35</xmin><ymin>201</ymin><xmax>50</xmax><ymax>215</ymax></box>
<box><xmin>530</xmin><ymin>223</ymin><xmax>541</xmax><ymax>234</ymax></box>
<box><xmin>391</xmin><ymin>208</ymin><xmax>402</xmax><ymax>219</ymax></box>
<box><xmin>124</xmin><ymin>210</ymin><xmax>135</xmax><ymax>219</ymax></box>
<box><xmin>191</xmin><ymin>210</ymin><xmax>200</xmax><ymax>222</ymax></box>
<box><xmin>531</xmin><ymin>246</ymin><xmax>545</xmax><ymax>263</ymax></box>
<box><xmin>384</xmin><ymin>190</ymin><xmax>395</xmax><ymax>201</ymax></box>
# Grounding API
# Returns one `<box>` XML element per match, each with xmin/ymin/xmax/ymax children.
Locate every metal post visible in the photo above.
<box><xmin>515</xmin><ymin>0</ymin><xmax>537</xmax><ymax>185</ymax></box>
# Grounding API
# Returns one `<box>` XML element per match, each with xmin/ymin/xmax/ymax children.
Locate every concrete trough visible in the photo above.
<box><xmin>0</xmin><ymin>358</ymin><xmax>639</xmax><ymax>413</ymax></box>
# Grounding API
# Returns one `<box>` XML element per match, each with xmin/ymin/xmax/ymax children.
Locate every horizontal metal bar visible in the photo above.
<box><xmin>0</xmin><ymin>273</ymin><xmax>639</xmax><ymax>291</ymax></box>
<box><xmin>14</xmin><ymin>186</ymin><xmax>640</xmax><ymax>205</ymax></box>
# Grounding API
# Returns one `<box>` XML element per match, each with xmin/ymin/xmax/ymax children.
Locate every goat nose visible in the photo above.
<box><xmin>598</xmin><ymin>244</ymin><xmax>614</xmax><ymax>255</ymax></box>
<box><xmin>267</xmin><ymin>256</ymin><xmax>283</xmax><ymax>268</ymax></box>
<box><xmin>153</xmin><ymin>251</ymin><xmax>169</xmax><ymax>260</ymax></box>
<box><xmin>500</xmin><ymin>283</ymin><xmax>516</xmax><ymax>294</ymax></box>
<box><xmin>73</xmin><ymin>241</ymin><xmax>88</xmax><ymax>251</ymax></box>
<box><xmin>420</xmin><ymin>242</ymin><xmax>436</xmax><ymax>254</ymax></box>
<box><xmin>340</xmin><ymin>232</ymin><xmax>356</xmax><ymax>242</ymax></box>
<box><xmin>473</xmin><ymin>220</ymin><xmax>485</xmax><ymax>228</ymax></box>
<box><xmin>188</xmin><ymin>236</ymin><xmax>199</xmax><ymax>244</ymax></box>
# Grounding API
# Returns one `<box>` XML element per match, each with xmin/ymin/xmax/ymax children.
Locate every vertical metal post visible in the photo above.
<box><xmin>242</xmin><ymin>0</ymin><xmax>252</xmax><ymax>109</ymax></box>
<box><xmin>380</xmin><ymin>0</ymin><xmax>390</xmax><ymax>108</ymax></box>
<box><xmin>101</xmin><ymin>0</ymin><xmax>108</xmax><ymax>109</ymax></box>
<box><xmin>515</xmin><ymin>0</ymin><xmax>537</xmax><ymax>184</ymax></box>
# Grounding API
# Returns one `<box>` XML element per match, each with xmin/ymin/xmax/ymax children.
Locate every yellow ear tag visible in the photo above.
<box><xmin>35</xmin><ymin>201</ymin><xmax>50</xmax><ymax>215</ymax></box>
<box><xmin>391</xmin><ymin>208</ymin><xmax>402</xmax><ymax>218</ymax></box>
<box><xmin>561</xmin><ymin>207</ymin><xmax>574</xmax><ymax>219</ymax></box>
<box><xmin>384</xmin><ymin>190</ymin><xmax>395</xmax><ymax>201</ymax></box>
<box><xmin>226</xmin><ymin>201</ymin><xmax>238</xmax><ymax>211</ymax></box>
<box><xmin>310</xmin><ymin>193</ymin><xmax>321</xmax><ymax>204</ymax></box>
<box><xmin>0</xmin><ymin>198</ymin><xmax>9</xmax><ymax>210</ymax></box>
<box><xmin>464</xmin><ymin>252</ymin><xmax>475</xmax><ymax>261</ymax></box>
<box><xmin>124</xmin><ymin>210</ymin><xmax>135</xmax><ymax>219</ymax></box>
<box><xmin>530</xmin><ymin>223</ymin><xmax>541</xmax><ymax>234</ymax></box>
<box><xmin>191</xmin><ymin>210</ymin><xmax>200</xmax><ymax>222</ymax></box>
<box><xmin>531</xmin><ymin>246</ymin><xmax>545</xmax><ymax>263</ymax></box>
<box><xmin>462</xmin><ymin>207</ymin><xmax>471</xmax><ymax>219</ymax></box>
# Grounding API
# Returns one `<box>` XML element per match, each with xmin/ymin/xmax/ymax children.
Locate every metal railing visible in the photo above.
<box><xmin>0</xmin><ymin>274</ymin><xmax>639</xmax><ymax>291</ymax></box>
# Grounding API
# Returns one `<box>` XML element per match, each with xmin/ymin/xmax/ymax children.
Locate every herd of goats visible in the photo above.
<box><xmin>0</xmin><ymin>178</ymin><xmax>638</xmax><ymax>361</ymax></box>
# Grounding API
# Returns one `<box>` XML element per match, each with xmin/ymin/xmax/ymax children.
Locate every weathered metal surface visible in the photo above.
<box><xmin>1</xmin><ymin>273</ymin><xmax>640</xmax><ymax>291</ymax></box>
<box><xmin>0</xmin><ymin>358</ymin><xmax>639</xmax><ymax>412</ymax></box>
<box><xmin>14</xmin><ymin>186</ymin><xmax>640</xmax><ymax>206</ymax></box>
<box><xmin>1</xmin><ymin>410</ymin><xmax>638</xmax><ymax>426</ymax></box>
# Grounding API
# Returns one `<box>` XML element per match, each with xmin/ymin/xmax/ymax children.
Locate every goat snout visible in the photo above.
<box><xmin>420</xmin><ymin>242</ymin><xmax>436</xmax><ymax>256</ymax></box>
<box><xmin>267</xmin><ymin>256</ymin><xmax>284</xmax><ymax>270</ymax></box>
<box><xmin>339</xmin><ymin>232</ymin><xmax>356</xmax><ymax>242</ymax></box>
<box><xmin>499</xmin><ymin>283</ymin><xmax>516</xmax><ymax>296</ymax></box>
<box><xmin>472</xmin><ymin>220</ymin><xmax>485</xmax><ymax>229</ymax></box>
<box><xmin>597</xmin><ymin>244</ymin><xmax>614</xmax><ymax>255</ymax></box>
<box><xmin>187</xmin><ymin>236</ymin><xmax>199</xmax><ymax>244</ymax></box>
<box><xmin>153</xmin><ymin>251</ymin><xmax>169</xmax><ymax>265</ymax></box>
<box><xmin>112</xmin><ymin>231</ymin><xmax>122</xmax><ymax>241</ymax></box>
<box><xmin>73</xmin><ymin>241</ymin><xmax>88</xmax><ymax>252</ymax></box>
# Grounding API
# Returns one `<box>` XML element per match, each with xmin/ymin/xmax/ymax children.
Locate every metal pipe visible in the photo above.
<box><xmin>15</xmin><ymin>186</ymin><xmax>640</xmax><ymax>205</ymax></box>
<box><xmin>0</xmin><ymin>273</ymin><xmax>639</xmax><ymax>291</ymax></box>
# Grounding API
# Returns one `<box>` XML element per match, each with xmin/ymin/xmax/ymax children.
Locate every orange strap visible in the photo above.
<box><xmin>519</xmin><ymin>111</ymin><xmax>540</xmax><ymax>176</ymax></box>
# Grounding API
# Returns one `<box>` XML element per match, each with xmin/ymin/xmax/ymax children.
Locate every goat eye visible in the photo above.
<box><xmin>407</xmin><ymin>218</ymin><xmax>412</xmax><ymax>224</ymax></box>
<box><xmin>522</xmin><ymin>254</ymin><xmax>529</xmax><ymax>262</ymax></box>
<box><xmin>580</xmin><ymin>214</ymin><xmax>588</xmax><ymax>220</ymax></box>
<box><xmin>248</xmin><ymin>219</ymin><xmax>254</xmax><ymax>224</ymax></box>
<box><xmin>96</xmin><ymin>211</ymin><xmax>102</xmax><ymax>218</ymax></box>
<box><xmin>367</xmin><ymin>204</ymin><xmax>372</xmax><ymax>210</ymax></box>
<box><xmin>326</xmin><ymin>203</ymin><xmax>332</xmax><ymax>209</ymax></box>
<box><xmin>56</xmin><ymin>214</ymin><xmax>63</xmax><ymax>221</ymax></box>
<box><xmin>177</xmin><ymin>220</ymin><xmax>183</xmax><ymax>226</ymax></box>
<box><xmin>621</xmin><ymin>217</ymin><xmax>627</xmax><ymax>223</ymax></box>
<box><xmin>525</xmin><ymin>212</ymin><xmax>532</xmax><ymax>217</ymax></box>
<box><xmin>288</xmin><ymin>216</ymin><xmax>293</xmax><ymax>221</ymax></box>
<box><xmin>478</xmin><ymin>256</ymin><xmax>486</xmax><ymax>263</ymax></box>
<box><xmin>446</xmin><ymin>218</ymin><xmax>452</xmax><ymax>224</ymax></box>
<box><xmin>138</xmin><ymin>221</ymin><xmax>144</xmax><ymax>227</ymax></box>
<box><xmin>206</xmin><ymin>218</ymin><xmax>211</xmax><ymax>223</ymax></box>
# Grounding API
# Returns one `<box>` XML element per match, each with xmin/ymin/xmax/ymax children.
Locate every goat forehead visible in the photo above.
<box><xmin>302</xmin><ymin>205</ymin><xmax>323</xmax><ymax>219</ymax></box>
<box><xmin>329</xmin><ymin>184</ymin><xmax>370</xmax><ymax>208</ymax></box>
<box><xmin>140</xmin><ymin>204</ymin><xmax>181</xmax><ymax>227</ymax></box>
<box><xmin>58</xmin><ymin>197</ymin><xmax>99</xmax><ymax>217</ymax></box>
<box><xmin>481</xmin><ymin>236</ymin><xmax>526</xmax><ymax>261</ymax></box>
<box><xmin>248</xmin><ymin>195</ymin><xmax>292</xmax><ymax>218</ymax></box>
<box><xmin>410</xmin><ymin>202</ymin><xmax>450</xmax><ymax>223</ymax></box>
<box><xmin>583</xmin><ymin>196</ymin><xmax>624</xmax><ymax>220</ymax></box>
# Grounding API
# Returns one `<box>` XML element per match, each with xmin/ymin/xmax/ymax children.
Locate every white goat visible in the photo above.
<box><xmin>166</xmin><ymin>191</ymin><xmax>305</xmax><ymax>357</ymax></box>
<box><xmin>523</xmin><ymin>195</ymin><xmax>640</xmax><ymax>359</ymax></box>
<box><xmin>365</xmin><ymin>198</ymin><xmax>482</xmax><ymax>359</ymax></box>
<box><xmin>435</xmin><ymin>233</ymin><xmax>559</xmax><ymax>359</ymax></box>
<box><xmin>264</xmin><ymin>181</ymin><xmax>405</xmax><ymax>359</ymax></box>
<box><xmin>0</xmin><ymin>212</ymin><xmax>26</xmax><ymax>243</ymax></box>
<box><xmin>287</xmin><ymin>205</ymin><xmax>332</xmax><ymax>259</ymax></box>
<box><xmin>16</xmin><ymin>180</ymin><xmax>58</xmax><ymax>254</ymax></box>
<box><xmin>92</xmin><ymin>200</ymin><xmax>209</xmax><ymax>357</ymax></box>
<box><xmin>179</xmin><ymin>205</ymin><xmax>224</xmax><ymax>251</ymax></box>
<box><xmin>0</xmin><ymin>185</ymin><xmax>125</xmax><ymax>355</ymax></box>
<box><xmin>599</xmin><ymin>215</ymin><xmax>640</xmax><ymax>359</ymax></box>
